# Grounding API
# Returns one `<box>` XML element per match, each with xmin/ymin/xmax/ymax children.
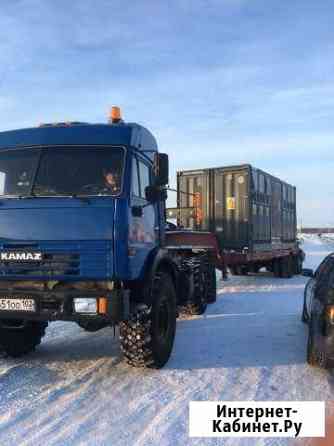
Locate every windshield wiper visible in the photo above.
<box><xmin>0</xmin><ymin>193</ymin><xmax>90</xmax><ymax>204</ymax></box>
<box><xmin>0</xmin><ymin>194</ymin><xmax>34</xmax><ymax>199</ymax></box>
<box><xmin>65</xmin><ymin>194</ymin><xmax>90</xmax><ymax>203</ymax></box>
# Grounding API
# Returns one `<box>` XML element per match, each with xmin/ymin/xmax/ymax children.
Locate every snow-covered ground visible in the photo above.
<box><xmin>319</xmin><ymin>234</ymin><xmax>334</xmax><ymax>246</ymax></box>
<box><xmin>0</xmin><ymin>237</ymin><xmax>333</xmax><ymax>446</ymax></box>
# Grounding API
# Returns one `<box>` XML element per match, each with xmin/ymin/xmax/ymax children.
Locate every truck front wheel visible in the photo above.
<box><xmin>119</xmin><ymin>272</ymin><xmax>177</xmax><ymax>368</ymax></box>
<box><xmin>0</xmin><ymin>320</ymin><xmax>48</xmax><ymax>357</ymax></box>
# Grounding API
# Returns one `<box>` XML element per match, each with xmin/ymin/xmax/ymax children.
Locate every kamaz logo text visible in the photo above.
<box><xmin>0</xmin><ymin>252</ymin><xmax>42</xmax><ymax>262</ymax></box>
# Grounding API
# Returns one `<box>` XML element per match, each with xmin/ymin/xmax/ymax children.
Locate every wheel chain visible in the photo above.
<box><xmin>119</xmin><ymin>304</ymin><xmax>155</xmax><ymax>367</ymax></box>
<box><xmin>119</xmin><ymin>272</ymin><xmax>163</xmax><ymax>367</ymax></box>
<box><xmin>178</xmin><ymin>257</ymin><xmax>207</xmax><ymax>316</ymax></box>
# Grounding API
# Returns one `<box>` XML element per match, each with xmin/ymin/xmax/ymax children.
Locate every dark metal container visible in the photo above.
<box><xmin>176</xmin><ymin>165</ymin><xmax>297</xmax><ymax>253</ymax></box>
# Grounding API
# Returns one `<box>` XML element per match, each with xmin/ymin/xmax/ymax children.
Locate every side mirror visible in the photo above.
<box><xmin>154</xmin><ymin>153</ymin><xmax>169</xmax><ymax>186</ymax></box>
<box><xmin>302</xmin><ymin>268</ymin><xmax>314</xmax><ymax>278</ymax></box>
<box><xmin>131</xmin><ymin>206</ymin><xmax>143</xmax><ymax>217</ymax></box>
<box><xmin>145</xmin><ymin>185</ymin><xmax>167</xmax><ymax>203</ymax></box>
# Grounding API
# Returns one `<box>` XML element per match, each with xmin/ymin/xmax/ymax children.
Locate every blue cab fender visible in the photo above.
<box><xmin>141</xmin><ymin>248</ymin><xmax>179</xmax><ymax>306</ymax></box>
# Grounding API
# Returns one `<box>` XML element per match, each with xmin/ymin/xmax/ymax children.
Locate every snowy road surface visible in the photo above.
<box><xmin>0</xmin><ymin>237</ymin><xmax>333</xmax><ymax>446</ymax></box>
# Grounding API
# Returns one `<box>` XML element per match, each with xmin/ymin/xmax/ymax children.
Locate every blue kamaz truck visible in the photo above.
<box><xmin>0</xmin><ymin>107</ymin><xmax>218</xmax><ymax>368</ymax></box>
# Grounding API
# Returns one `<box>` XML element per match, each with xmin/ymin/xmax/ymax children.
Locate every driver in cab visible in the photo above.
<box><xmin>102</xmin><ymin>168</ymin><xmax>120</xmax><ymax>195</ymax></box>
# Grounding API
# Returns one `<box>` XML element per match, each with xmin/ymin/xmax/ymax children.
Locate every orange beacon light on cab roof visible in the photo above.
<box><xmin>109</xmin><ymin>106</ymin><xmax>122</xmax><ymax>124</ymax></box>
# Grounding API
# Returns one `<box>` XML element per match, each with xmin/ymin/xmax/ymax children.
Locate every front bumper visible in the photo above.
<box><xmin>0</xmin><ymin>288</ymin><xmax>130</xmax><ymax>323</ymax></box>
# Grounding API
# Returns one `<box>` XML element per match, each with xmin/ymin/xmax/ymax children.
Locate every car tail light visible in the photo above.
<box><xmin>325</xmin><ymin>305</ymin><xmax>334</xmax><ymax>324</ymax></box>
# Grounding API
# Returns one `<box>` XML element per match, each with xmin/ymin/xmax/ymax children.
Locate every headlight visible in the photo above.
<box><xmin>74</xmin><ymin>298</ymin><xmax>97</xmax><ymax>314</ymax></box>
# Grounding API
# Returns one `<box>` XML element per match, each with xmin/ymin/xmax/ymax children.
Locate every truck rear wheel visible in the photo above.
<box><xmin>180</xmin><ymin>257</ymin><xmax>208</xmax><ymax>315</ymax></box>
<box><xmin>206</xmin><ymin>263</ymin><xmax>217</xmax><ymax>304</ymax></box>
<box><xmin>119</xmin><ymin>272</ymin><xmax>177</xmax><ymax>368</ymax></box>
<box><xmin>0</xmin><ymin>320</ymin><xmax>48</xmax><ymax>357</ymax></box>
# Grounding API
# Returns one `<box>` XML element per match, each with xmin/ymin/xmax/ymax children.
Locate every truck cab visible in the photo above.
<box><xmin>0</xmin><ymin>108</ymin><xmax>179</xmax><ymax>368</ymax></box>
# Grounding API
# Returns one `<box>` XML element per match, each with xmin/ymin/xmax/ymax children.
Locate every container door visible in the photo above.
<box><xmin>271</xmin><ymin>180</ymin><xmax>282</xmax><ymax>242</ymax></box>
<box><xmin>177</xmin><ymin>171</ymin><xmax>210</xmax><ymax>231</ymax></box>
<box><xmin>214</xmin><ymin>169</ymin><xmax>249</xmax><ymax>250</ymax></box>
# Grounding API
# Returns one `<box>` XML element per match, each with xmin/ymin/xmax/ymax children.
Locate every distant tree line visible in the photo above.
<box><xmin>301</xmin><ymin>228</ymin><xmax>334</xmax><ymax>234</ymax></box>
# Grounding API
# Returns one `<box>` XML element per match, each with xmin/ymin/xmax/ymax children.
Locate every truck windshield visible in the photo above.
<box><xmin>0</xmin><ymin>146</ymin><xmax>125</xmax><ymax>198</ymax></box>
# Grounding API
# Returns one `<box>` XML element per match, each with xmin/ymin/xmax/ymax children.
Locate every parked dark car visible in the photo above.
<box><xmin>302</xmin><ymin>254</ymin><xmax>334</xmax><ymax>368</ymax></box>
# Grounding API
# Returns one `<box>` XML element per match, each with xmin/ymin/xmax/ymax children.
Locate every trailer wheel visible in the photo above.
<box><xmin>230</xmin><ymin>265</ymin><xmax>248</xmax><ymax>276</ymax></box>
<box><xmin>266</xmin><ymin>264</ymin><xmax>273</xmax><ymax>273</ymax></box>
<box><xmin>293</xmin><ymin>255</ymin><xmax>303</xmax><ymax>275</ymax></box>
<box><xmin>206</xmin><ymin>263</ymin><xmax>217</xmax><ymax>304</ymax></box>
<box><xmin>273</xmin><ymin>259</ymin><xmax>281</xmax><ymax>278</ymax></box>
<box><xmin>119</xmin><ymin>271</ymin><xmax>177</xmax><ymax>368</ymax></box>
<box><xmin>274</xmin><ymin>257</ymin><xmax>293</xmax><ymax>278</ymax></box>
<box><xmin>288</xmin><ymin>256</ymin><xmax>295</xmax><ymax>277</ymax></box>
<box><xmin>279</xmin><ymin>258</ymin><xmax>288</xmax><ymax>278</ymax></box>
<box><xmin>180</xmin><ymin>257</ymin><xmax>208</xmax><ymax>315</ymax></box>
<box><xmin>240</xmin><ymin>266</ymin><xmax>249</xmax><ymax>276</ymax></box>
<box><xmin>229</xmin><ymin>266</ymin><xmax>239</xmax><ymax>276</ymax></box>
<box><xmin>0</xmin><ymin>320</ymin><xmax>48</xmax><ymax>357</ymax></box>
<box><xmin>283</xmin><ymin>256</ymin><xmax>293</xmax><ymax>278</ymax></box>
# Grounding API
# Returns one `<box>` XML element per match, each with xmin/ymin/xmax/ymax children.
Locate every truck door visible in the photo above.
<box><xmin>129</xmin><ymin>156</ymin><xmax>157</xmax><ymax>279</ymax></box>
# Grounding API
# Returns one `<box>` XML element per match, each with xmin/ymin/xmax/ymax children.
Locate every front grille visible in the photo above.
<box><xmin>0</xmin><ymin>241</ymin><xmax>111</xmax><ymax>279</ymax></box>
<box><xmin>41</xmin><ymin>253</ymin><xmax>80</xmax><ymax>275</ymax></box>
<box><xmin>40</xmin><ymin>298</ymin><xmax>62</xmax><ymax>312</ymax></box>
<box><xmin>0</xmin><ymin>253</ymin><xmax>80</xmax><ymax>277</ymax></box>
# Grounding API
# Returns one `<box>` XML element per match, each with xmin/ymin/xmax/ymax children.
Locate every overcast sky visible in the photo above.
<box><xmin>0</xmin><ymin>0</ymin><xmax>333</xmax><ymax>225</ymax></box>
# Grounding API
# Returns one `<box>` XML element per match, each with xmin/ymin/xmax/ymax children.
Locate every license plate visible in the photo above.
<box><xmin>0</xmin><ymin>298</ymin><xmax>35</xmax><ymax>312</ymax></box>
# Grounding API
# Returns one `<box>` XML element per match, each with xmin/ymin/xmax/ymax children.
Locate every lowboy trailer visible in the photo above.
<box><xmin>168</xmin><ymin>164</ymin><xmax>304</xmax><ymax>278</ymax></box>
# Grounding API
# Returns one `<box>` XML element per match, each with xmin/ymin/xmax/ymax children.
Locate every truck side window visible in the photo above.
<box><xmin>132</xmin><ymin>157</ymin><xmax>140</xmax><ymax>197</ymax></box>
<box><xmin>138</xmin><ymin>161</ymin><xmax>151</xmax><ymax>199</ymax></box>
